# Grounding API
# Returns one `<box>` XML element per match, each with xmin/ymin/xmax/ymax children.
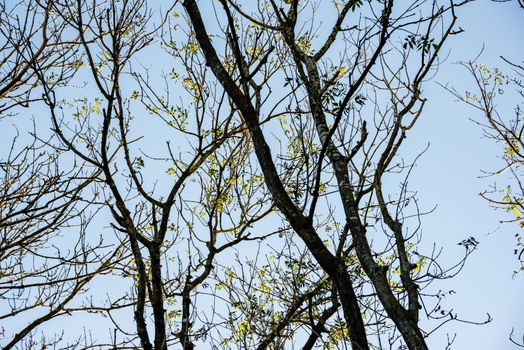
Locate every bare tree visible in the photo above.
<box><xmin>181</xmin><ymin>0</ymin><xmax>479</xmax><ymax>349</ymax></box>
<box><xmin>0</xmin><ymin>133</ymin><xmax>124</xmax><ymax>350</ymax></box>
<box><xmin>37</xmin><ymin>1</ymin><xmax>276</xmax><ymax>348</ymax></box>
<box><xmin>0</xmin><ymin>2</ymin><xmax>125</xmax><ymax>348</ymax></box>
<box><xmin>1</xmin><ymin>0</ymin><xmax>496</xmax><ymax>349</ymax></box>
<box><xmin>448</xmin><ymin>59</ymin><xmax>524</xmax><ymax>275</ymax></box>
<box><xmin>0</xmin><ymin>0</ymin><xmax>77</xmax><ymax>115</ymax></box>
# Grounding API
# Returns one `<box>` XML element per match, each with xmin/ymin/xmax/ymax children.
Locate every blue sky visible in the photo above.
<box><xmin>2</xmin><ymin>0</ymin><xmax>523</xmax><ymax>349</ymax></box>
<box><xmin>404</xmin><ymin>1</ymin><xmax>524</xmax><ymax>348</ymax></box>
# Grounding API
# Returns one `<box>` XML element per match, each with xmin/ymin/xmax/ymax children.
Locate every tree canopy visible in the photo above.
<box><xmin>0</xmin><ymin>1</ymin><xmax>522</xmax><ymax>349</ymax></box>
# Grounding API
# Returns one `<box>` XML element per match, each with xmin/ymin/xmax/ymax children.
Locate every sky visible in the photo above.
<box><xmin>401</xmin><ymin>1</ymin><xmax>524</xmax><ymax>348</ymax></box>
<box><xmin>1</xmin><ymin>0</ymin><xmax>524</xmax><ymax>349</ymax></box>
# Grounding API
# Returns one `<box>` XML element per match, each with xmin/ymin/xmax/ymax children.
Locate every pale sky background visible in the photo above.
<box><xmin>1</xmin><ymin>0</ymin><xmax>524</xmax><ymax>349</ymax></box>
<box><xmin>400</xmin><ymin>1</ymin><xmax>524</xmax><ymax>348</ymax></box>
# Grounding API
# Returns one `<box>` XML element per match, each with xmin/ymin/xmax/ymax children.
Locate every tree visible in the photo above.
<box><xmin>449</xmin><ymin>58</ymin><xmax>524</xmax><ymax>276</ymax></box>
<box><xmin>0</xmin><ymin>0</ymin><xmax>76</xmax><ymax>114</ymax></box>
<box><xmin>0</xmin><ymin>2</ymin><xmax>122</xmax><ymax>348</ymax></box>
<box><xmin>1</xmin><ymin>0</ymin><xmax>496</xmax><ymax>349</ymax></box>
<box><xmin>0</xmin><ymin>133</ymin><xmax>123</xmax><ymax>349</ymax></box>
<box><xmin>37</xmin><ymin>1</ymin><xmax>277</xmax><ymax>348</ymax></box>
<box><xmin>181</xmin><ymin>0</ymin><xmax>479</xmax><ymax>349</ymax></box>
